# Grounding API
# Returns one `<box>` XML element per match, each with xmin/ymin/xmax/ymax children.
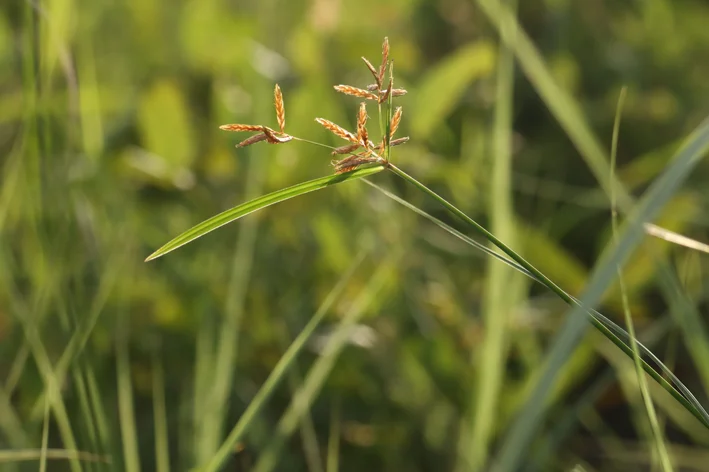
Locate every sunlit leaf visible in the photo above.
<box><xmin>145</xmin><ymin>166</ymin><xmax>385</xmax><ymax>261</ymax></box>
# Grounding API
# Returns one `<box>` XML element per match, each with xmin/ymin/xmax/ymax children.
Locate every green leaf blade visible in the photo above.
<box><xmin>145</xmin><ymin>166</ymin><xmax>385</xmax><ymax>261</ymax></box>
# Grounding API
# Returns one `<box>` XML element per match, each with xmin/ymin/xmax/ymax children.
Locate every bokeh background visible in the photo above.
<box><xmin>2</xmin><ymin>0</ymin><xmax>709</xmax><ymax>470</ymax></box>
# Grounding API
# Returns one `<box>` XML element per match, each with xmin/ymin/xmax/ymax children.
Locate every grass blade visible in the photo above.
<box><xmin>152</xmin><ymin>352</ymin><xmax>170</xmax><ymax>472</ymax></box>
<box><xmin>326</xmin><ymin>397</ymin><xmax>341</xmax><ymax>472</ymax></box>
<box><xmin>145</xmin><ymin>166</ymin><xmax>385</xmax><ymax>261</ymax></box>
<box><xmin>492</xmin><ymin>114</ymin><xmax>709</xmax><ymax>471</ymax></box>
<box><xmin>365</xmin><ymin>179</ymin><xmax>709</xmax><ymax>429</ymax></box>
<box><xmin>475</xmin><ymin>0</ymin><xmax>633</xmax><ymax>210</ymax></box>
<box><xmin>466</xmin><ymin>2</ymin><xmax>519</xmax><ymax>468</ymax></box>
<box><xmin>379</xmin><ymin>110</ymin><xmax>709</xmax><ymax>467</ymax></box>
<box><xmin>610</xmin><ymin>87</ymin><xmax>673</xmax><ymax>471</ymax></box>
<box><xmin>117</xmin><ymin>310</ymin><xmax>140</xmax><ymax>472</ymax></box>
<box><xmin>195</xmin><ymin>155</ymin><xmax>263</xmax><ymax>463</ymax></box>
<box><xmin>250</xmin><ymin>256</ymin><xmax>399</xmax><ymax>472</ymax></box>
<box><xmin>195</xmin><ymin>248</ymin><xmax>368</xmax><ymax>472</ymax></box>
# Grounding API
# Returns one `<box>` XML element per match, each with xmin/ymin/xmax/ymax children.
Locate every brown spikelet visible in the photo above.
<box><xmin>333</xmin><ymin>85</ymin><xmax>378</xmax><ymax>101</ymax></box>
<box><xmin>378</xmin><ymin>37</ymin><xmax>389</xmax><ymax>85</ymax></box>
<box><xmin>236</xmin><ymin>133</ymin><xmax>268</xmax><ymax>148</ymax></box>
<box><xmin>315</xmin><ymin>118</ymin><xmax>359</xmax><ymax>143</ymax></box>
<box><xmin>331</xmin><ymin>153</ymin><xmax>362</xmax><ymax>167</ymax></box>
<box><xmin>273</xmin><ymin>84</ymin><xmax>286</xmax><ymax>133</ymax></box>
<box><xmin>366</xmin><ymin>84</ymin><xmax>379</xmax><ymax>91</ymax></box>
<box><xmin>262</xmin><ymin>126</ymin><xmax>293</xmax><ymax>144</ymax></box>
<box><xmin>391</xmin><ymin>88</ymin><xmax>408</xmax><ymax>97</ymax></box>
<box><xmin>390</xmin><ymin>106</ymin><xmax>403</xmax><ymax>137</ymax></box>
<box><xmin>357</xmin><ymin>102</ymin><xmax>369</xmax><ymax>145</ymax></box>
<box><xmin>379</xmin><ymin>77</ymin><xmax>393</xmax><ymax>104</ymax></box>
<box><xmin>220</xmin><ymin>124</ymin><xmax>263</xmax><ymax>132</ymax></box>
<box><xmin>331</xmin><ymin>143</ymin><xmax>361</xmax><ymax>155</ymax></box>
<box><xmin>390</xmin><ymin>136</ymin><xmax>409</xmax><ymax>146</ymax></box>
<box><xmin>362</xmin><ymin>57</ymin><xmax>379</xmax><ymax>86</ymax></box>
<box><xmin>333</xmin><ymin>154</ymin><xmax>380</xmax><ymax>174</ymax></box>
<box><xmin>335</xmin><ymin>165</ymin><xmax>360</xmax><ymax>174</ymax></box>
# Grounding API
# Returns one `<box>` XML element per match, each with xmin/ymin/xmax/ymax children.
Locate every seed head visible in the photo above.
<box><xmin>331</xmin><ymin>143</ymin><xmax>361</xmax><ymax>156</ymax></box>
<box><xmin>362</xmin><ymin>57</ymin><xmax>379</xmax><ymax>87</ymax></box>
<box><xmin>357</xmin><ymin>102</ymin><xmax>369</xmax><ymax>145</ymax></box>
<box><xmin>333</xmin><ymin>154</ymin><xmax>380</xmax><ymax>174</ymax></box>
<box><xmin>262</xmin><ymin>126</ymin><xmax>293</xmax><ymax>144</ymax></box>
<box><xmin>378</xmin><ymin>37</ymin><xmax>389</xmax><ymax>85</ymax></box>
<box><xmin>236</xmin><ymin>133</ymin><xmax>268</xmax><ymax>148</ymax></box>
<box><xmin>390</xmin><ymin>106</ymin><xmax>403</xmax><ymax>138</ymax></box>
<box><xmin>333</xmin><ymin>85</ymin><xmax>379</xmax><ymax>101</ymax></box>
<box><xmin>379</xmin><ymin>77</ymin><xmax>393</xmax><ymax>104</ymax></box>
<box><xmin>390</xmin><ymin>136</ymin><xmax>409</xmax><ymax>147</ymax></box>
<box><xmin>315</xmin><ymin>118</ymin><xmax>359</xmax><ymax>144</ymax></box>
<box><xmin>220</xmin><ymin>124</ymin><xmax>264</xmax><ymax>132</ymax></box>
<box><xmin>273</xmin><ymin>84</ymin><xmax>286</xmax><ymax>133</ymax></box>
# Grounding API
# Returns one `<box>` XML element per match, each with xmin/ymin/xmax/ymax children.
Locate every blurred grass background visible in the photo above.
<box><xmin>2</xmin><ymin>0</ymin><xmax>709</xmax><ymax>470</ymax></box>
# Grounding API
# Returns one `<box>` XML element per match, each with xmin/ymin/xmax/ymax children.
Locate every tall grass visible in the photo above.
<box><xmin>3</xmin><ymin>1</ymin><xmax>709</xmax><ymax>471</ymax></box>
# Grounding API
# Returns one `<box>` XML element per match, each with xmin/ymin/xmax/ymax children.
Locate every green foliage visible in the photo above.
<box><xmin>3</xmin><ymin>0</ymin><xmax>709</xmax><ymax>471</ymax></box>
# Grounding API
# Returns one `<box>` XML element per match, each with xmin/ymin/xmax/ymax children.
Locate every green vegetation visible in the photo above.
<box><xmin>2</xmin><ymin>0</ymin><xmax>709</xmax><ymax>471</ymax></box>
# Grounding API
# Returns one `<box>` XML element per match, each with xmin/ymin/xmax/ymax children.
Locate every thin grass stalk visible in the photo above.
<box><xmin>29</xmin><ymin>249</ymin><xmax>124</xmax><ymax>421</ymax></box>
<box><xmin>287</xmin><ymin>366</ymin><xmax>324</xmax><ymax>472</ymax></box>
<box><xmin>152</xmin><ymin>352</ymin><xmax>170</xmax><ymax>472</ymax></box>
<box><xmin>192</xmin><ymin>313</ymin><xmax>214</xmax><ymax>462</ymax></box>
<box><xmin>72</xmin><ymin>368</ymin><xmax>101</xmax><ymax>455</ymax></box>
<box><xmin>385</xmin><ymin>161</ymin><xmax>709</xmax><ymax>429</ymax></box>
<box><xmin>40</xmin><ymin>396</ymin><xmax>50</xmax><ymax>472</ymax></box>
<box><xmin>2</xmin><ymin>287</ymin><xmax>84</xmax><ymax>472</ymax></box>
<box><xmin>466</xmin><ymin>1</ymin><xmax>518</xmax><ymax>469</ymax></box>
<box><xmin>0</xmin><ymin>450</ymin><xmax>110</xmax><ymax>464</ymax></box>
<box><xmin>116</xmin><ymin>309</ymin><xmax>141</xmax><ymax>472</ymax></box>
<box><xmin>196</xmin><ymin>249</ymin><xmax>368</xmax><ymax>472</ymax></box>
<box><xmin>250</xmin><ymin>257</ymin><xmax>399</xmax><ymax>472</ymax></box>
<box><xmin>475</xmin><ymin>0</ymin><xmax>633</xmax><ymax>211</ymax></box>
<box><xmin>610</xmin><ymin>87</ymin><xmax>674</xmax><ymax>470</ymax></box>
<box><xmin>196</xmin><ymin>90</ymin><xmax>268</xmax><ymax>461</ymax></box>
<box><xmin>85</xmin><ymin>363</ymin><xmax>111</xmax><ymax>450</ymax></box>
<box><xmin>327</xmin><ymin>397</ymin><xmax>341</xmax><ymax>472</ymax></box>
<box><xmin>474</xmin><ymin>113</ymin><xmax>709</xmax><ymax>471</ymax></box>
<box><xmin>366</xmin><ymin>176</ymin><xmax>708</xmax><ymax>427</ymax></box>
<box><xmin>0</xmin><ymin>385</ymin><xmax>26</xmax><ymax>448</ymax></box>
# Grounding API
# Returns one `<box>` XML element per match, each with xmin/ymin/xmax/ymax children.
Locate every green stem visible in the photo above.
<box><xmin>386</xmin><ymin>162</ymin><xmax>709</xmax><ymax>429</ymax></box>
<box><xmin>388</xmin><ymin>163</ymin><xmax>565</xmax><ymax>300</ymax></box>
<box><xmin>610</xmin><ymin>88</ymin><xmax>673</xmax><ymax>471</ymax></box>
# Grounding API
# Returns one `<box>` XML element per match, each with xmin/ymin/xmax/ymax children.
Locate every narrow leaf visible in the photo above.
<box><xmin>145</xmin><ymin>166</ymin><xmax>385</xmax><ymax>261</ymax></box>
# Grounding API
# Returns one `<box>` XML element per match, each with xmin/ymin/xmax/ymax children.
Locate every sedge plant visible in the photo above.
<box><xmin>145</xmin><ymin>38</ymin><xmax>709</xmax><ymax>468</ymax></box>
